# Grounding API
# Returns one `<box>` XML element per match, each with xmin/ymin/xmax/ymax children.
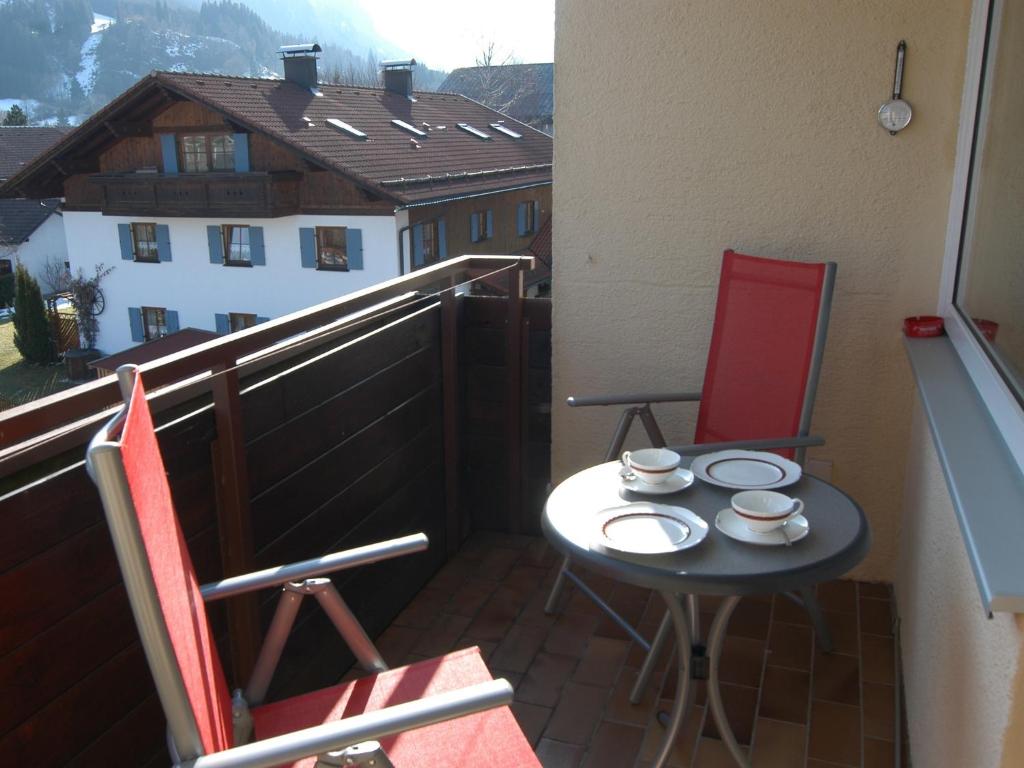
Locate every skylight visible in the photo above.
<box><xmin>392</xmin><ymin>119</ymin><xmax>427</xmax><ymax>137</ymax></box>
<box><xmin>327</xmin><ymin>118</ymin><xmax>367</xmax><ymax>140</ymax></box>
<box><xmin>490</xmin><ymin>123</ymin><xmax>522</xmax><ymax>139</ymax></box>
<box><xmin>458</xmin><ymin>123</ymin><xmax>492</xmax><ymax>140</ymax></box>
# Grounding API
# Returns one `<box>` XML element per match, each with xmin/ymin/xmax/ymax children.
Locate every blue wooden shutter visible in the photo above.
<box><xmin>165</xmin><ymin>310</ymin><xmax>180</xmax><ymax>333</ymax></box>
<box><xmin>233</xmin><ymin>133</ymin><xmax>249</xmax><ymax>172</ymax></box>
<box><xmin>128</xmin><ymin>307</ymin><xmax>144</xmax><ymax>342</ymax></box>
<box><xmin>346</xmin><ymin>228</ymin><xmax>363</xmax><ymax>269</ymax></box>
<box><xmin>215</xmin><ymin>313</ymin><xmax>230</xmax><ymax>334</ymax></box>
<box><xmin>516</xmin><ymin>202</ymin><xmax>527</xmax><ymax>235</ymax></box>
<box><xmin>532</xmin><ymin>201</ymin><xmax>541</xmax><ymax>233</ymax></box>
<box><xmin>470</xmin><ymin>213</ymin><xmax>479</xmax><ymax>243</ymax></box>
<box><xmin>412</xmin><ymin>224</ymin><xmax>424</xmax><ymax>267</ymax></box>
<box><xmin>118</xmin><ymin>224</ymin><xmax>134</xmax><ymax>260</ymax></box>
<box><xmin>156</xmin><ymin>224</ymin><xmax>172</xmax><ymax>262</ymax></box>
<box><xmin>299</xmin><ymin>227</ymin><xmax>316</xmax><ymax>268</ymax></box>
<box><xmin>437</xmin><ymin>218</ymin><xmax>447</xmax><ymax>259</ymax></box>
<box><xmin>207</xmin><ymin>225</ymin><xmax>224</xmax><ymax>264</ymax></box>
<box><xmin>249</xmin><ymin>226</ymin><xmax>265</xmax><ymax>266</ymax></box>
<box><xmin>159</xmin><ymin>134</ymin><xmax>178</xmax><ymax>175</ymax></box>
<box><xmin>256</xmin><ymin>316</ymin><xmax>270</xmax><ymax>324</ymax></box>
<box><xmin>486</xmin><ymin>210</ymin><xmax>493</xmax><ymax>238</ymax></box>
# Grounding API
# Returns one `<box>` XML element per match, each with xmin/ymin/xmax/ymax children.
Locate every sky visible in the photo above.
<box><xmin>360</xmin><ymin>0</ymin><xmax>555</xmax><ymax>72</ymax></box>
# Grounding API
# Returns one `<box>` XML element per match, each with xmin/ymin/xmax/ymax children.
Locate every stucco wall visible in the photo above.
<box><xmin>8</xmin><ymin>212</ymin><xmax>68</xmax><ymax>289</ymax></box>
<box><xmin>896</xmin><ymin>405</ymin><xmax>1024</xmax><ymax>768</ymax></box>
<box><xmin>63</xmin><ymin>212</ymin><xmax>400</xmax><ymax>354</ymax></box>
<box><xmin>552</xmin><ymin>0</ymin><xmax>971</xmax><ymax>579</ymax></box>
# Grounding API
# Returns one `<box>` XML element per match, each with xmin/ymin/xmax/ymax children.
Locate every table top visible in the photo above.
<box><xmin>543</xmin><ymin>461</ymin><xmax>871</xmax><ymax>596</ymax></box>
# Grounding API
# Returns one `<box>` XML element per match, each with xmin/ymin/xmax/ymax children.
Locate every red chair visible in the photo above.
<box><xmin>87</xmin><ymin>366</ymin><xmax>540</xmax><ymax>768</ymax></box>
<box><xmin>545</xmin><ymin>249</ymin><xmax>837</xmax><ymax>701</ymax></box>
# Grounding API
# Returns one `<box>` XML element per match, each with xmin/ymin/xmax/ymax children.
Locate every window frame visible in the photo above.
<box><xmin>229</xmin><ymin>312</ymin><xmax>257</xmax><ymax>332</ymax></box>
<box><xmin>471</xmin><ymin>210</ymin><xmax>490</xmax><ymax>242</ymax></box>
<box><xmin>0</xmin><ymin>259</ymin><xmax>12</xmax><ymax>275</ymax></box>
<box><xmin>179</xmin><ymin>133</ymin><xmax>234</xmax><ymax>173</ymax></box>
<box><xmin>522</xmin><ymin>201</ymin><xmax>536</xmax><ymax>237</ymax></box>
<box><xmin>130</xmin><ymin>222</ymin><xmax>160</xmax><ymax>263</ymax></box>
<box><xmin>421</xmin><ymin>219</ymin><xmax>439</xmax><ymax>265</ymax></box>
<box><xmin>315</xmin><ymin>226</ymin><xmax>349</xmax><ymax>271</ymax></box>
<box><xmin>141</xmin><ymin>306</ymin><xmax>167</xmax><ymax>342</ymax></box>
<box><xmin>222</xmin><ymin>224</ymin><xmax>252</xmax><ymax>267</ymax></box>
<box><xmin>937</xmin><ymin>0</ymin><xmax>1024</xmax><ymax>473</ymax></box>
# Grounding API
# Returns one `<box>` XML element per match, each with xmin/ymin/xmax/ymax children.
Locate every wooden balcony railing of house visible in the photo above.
<box><xmin>0</xmin><ymin>255</ymin><xmax>551</xmax><ymax>767</ymax></box>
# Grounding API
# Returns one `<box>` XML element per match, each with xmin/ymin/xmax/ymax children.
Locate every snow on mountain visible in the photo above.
<box><xmin>77</xmin><ymin>14</ymin><xmax>114</xmax><ymax>95</ymax></box>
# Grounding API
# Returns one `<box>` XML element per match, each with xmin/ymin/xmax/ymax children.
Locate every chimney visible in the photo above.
<box><xmin>279</xmin><ymin>43</ymin><xmax>322</xmax><ymax>90</ymax></box>
<box><xmin>382</xmin><ymin>59</ymin><xmax>417</xmax><ymax>97</ymax></box>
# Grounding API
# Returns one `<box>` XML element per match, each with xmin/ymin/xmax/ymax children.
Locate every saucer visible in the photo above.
<box><xmin>691</xmin><ymin>450</ymin><xmax>801</xmax><ymax>490</ymax></box>
<box><xmin>594</xmin><ymin>502</ymin><xmax>708</xmax><ymax>554</ymax></box>
<box><xmin>714</xmin><ymin>507</ymin><xmax>809</xmax><ymax>546</ymax></box>
<box><xmin>620</xmin><ymin>468</ymin><xmax>695</xmax><ymax>495</ymax></box>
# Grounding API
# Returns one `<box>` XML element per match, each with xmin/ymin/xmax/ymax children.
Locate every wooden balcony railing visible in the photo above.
<box><xmin>0</xmin><ymin>255</ymin><xmax>552</xmax><ymax>766</ymax></box>
<box><xmin>89</xmin><ymin>170</ymin><xmax>302</xmax><ymax>217</ymax></box>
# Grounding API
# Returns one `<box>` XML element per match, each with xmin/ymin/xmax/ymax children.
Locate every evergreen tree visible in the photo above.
<box><xmin>2</xmin><ymin>105</ymin><xmax>28</xmax><ymax>126</ymax></box>
<box><xmin>12</xmin><ymin>264</ymin><xmax>56</xmax><ymax>364</ymax></box>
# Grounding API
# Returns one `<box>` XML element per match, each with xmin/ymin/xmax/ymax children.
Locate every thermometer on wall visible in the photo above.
<box><xmin>878</xmin><ymin>40</ymin><xmax>912</xmax><ymax>134</ymax></box>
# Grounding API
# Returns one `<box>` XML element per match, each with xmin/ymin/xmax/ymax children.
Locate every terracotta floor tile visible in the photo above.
<box><xmin>392</xmin><ymin>588</ymin><xmax>450</xmax><ymax>629</ymax></box>
<box><xmin>476</xmin><ymin>547</ymin><xmax>522</xmax><ymax>580</ymax></box>
<box><xmin>815</xmin><ymin>580</ymin><xmax>858</xmax><ymax>614</ymax></box>
<box><xmin>863</xmin><ymin>682</ymin><xmax>895</xmax><ymax>741</ymax></box>
<box><xmin>864</xmin><ymin>737</ymin><xmax>896</xmax><ymax>768</ymax></box>
<box><xmin>375</xmin><ymin>624</ymin><xmax>422</xmax><ymax>662</ymax></box>
<box><xmin>522</xmin><ymin>538</ymin><xmax>559</xmax><ymax>567</ymax></box>
<box><xmin>545</xmin><ymin>612</ymin><xmax>601</xmax><ymax>658</ymax></box>
<box><xmin>859</xmin><ymin>598</ymin><xmax>893</xmax><ymax>637</ymax></box>
<box><xmin>536</xmin><ymin>738</ymin><xmax>586</xmax><ymax>768</ymax></box>
<box><xmin>604</xmin><ymin>667</ymin><xmax>658</xmax><ymax>726</ymax></box>
<box><xmin>728</xmin><ymin>598</ymin><xmax>774</xmax><ymax>640</ymax></box>
<box><xmin>463</xmin><ymin>590</ymin><xmax>522</xmax><ymax>641</ymax></box>
<box><xmin>518</xmin><ymin>651</ymin><xmax>579</xmax><ymax>707</ymax></box>
<box><xmin>812</xmin><ymin>650</ymin><xmax>860</xmax><ymax>706</ymax></box>
<box><xmin>410</xmin><ymin>613</ymin><xmax>471</xmax><ymax>657</ymax></box>
<box><xmin>574</xmin><ymin>636</ymin><xmax>630</xmax><ymax>687</ymax></box>
<box><xmin>490</xmin><ymin>669</ymin><xmax>523</xmax><ymax>689</ymax></box>
<box><xmin>545</xmin><ymin>682</ymin><xmax>610</xmax><ymax>744</ymax></box>
<box><xmin>758</xmin><ymin>666</ymin><xmax>810</xmax><ymax>724</ymax></box>
<box><xmin>693</xmin><ymin>737</ymin><xmax>748</xmax><ymax>767</ymax></box>
<box><xmin>490</xmin><ymin>623</ymin><xmax>548</xmax><ymax>673</ymax></box>
<box><xmin>639</xmin><ymin>702</ymin><xmax>703</xmax><ymax>766</ymax></box>
<box><xmin>511</xmin><ymin>700</ymin><xmax>553</xmax><ymax>746</ymax></box>
<box><xmin>566</xmin><ymin>588</ymin><xmax>607</xmax><ymax>617</ymax></box>
<box><xmin>807</xmin><ymin>700</ymin><xmax>860</xmax><ymax>766</ymax></box>
<box><xmin>771</xmin><ymin>594</ymin><xmax>812</xmax><ymax>627</ymax></box>
<box><xmin>750</xmin><ymin>717</ymin><xmax>805</xmax><ymax>767</ymax></box>
<box><xmin>719</xmin><ymin>636</ymin><xmax>766</xmax><ymax>688</ymax></box>
<box><xmin>446</xmin><ymin>578</ymin><xmax>496</xmax><ymax>617</ymax></box>
<box><xmin>427</xmin><ymin>558</ymin><xmax>475</xmax><ymax>591</ymax></box>
<box><xmin>819</xmin><ymin>610</ymin><xmax>859</xmax><ymax>655</ymax></box>
<box><xmin>767</xmin><ymin>621</ymin><xmax>812</xmax><ymax>671</ymax></box>
<box><xmin>517</xmin><ymin>593</ymin><xmax>560</xmax><ymax>631</ymax></box>
<box><xmin>857</xmin><ymin>581</ymin><xmax>892</xmax><ymax>600</ymax></box>
<box><xmin>701</xmin><ymin>682</ymin><xmax>759</xmax><ymax>745</ymax></box>
<box><xmin>860</xmin><ymin>634</ymin><xmax>895</xmax><ymax>685</ymax></box>
<box><xmin>580</xmin><ymin>721</ymin><xmax>645</xmax><ymax>768</ymax></box>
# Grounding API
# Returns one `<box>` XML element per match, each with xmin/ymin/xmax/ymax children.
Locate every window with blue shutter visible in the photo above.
<box><xmin>249</xmin><ymin>226</ymin><xmax>265</xmax><ymax>266</ymax></box>
<box><xmin>299</xmin><ymin>228</ymin><xmax>316</xmax><ymax>268</ymax></box>
<box><xmin>346</xmin><ymin>228</ymin><xmax>364</xmax><ymax>269</ymax></box>
<box><xmin>118</xmin><ymin>224</ymin><xmax>134</xmax><ymax>260</ymax></box>
<box><xmin>517</xmin><ymin>202</ymin><xmax>527</xmax><ymax>236</ymax></box>
<box><xmin>437</xmin><ymin>218</ymin><xmax>447</xmax><ymax>259</ymax></box>
<box><xmin>412</xmin><ymin>224</ymin><xmax>424</xmax><ymax>268</ymax></box>
<box><xmin>470</xmin><ymin>213</ymin><xmax>480</xmax><ymax>243</ymax></box>
<box><xmin>156</xmin><ymin>224</ymin><xmax>172</xmax><ymax>262</ymax></box>
<box><xmin>159</xmin><ymin>134</ymin><xmax>178</xmax><ymax>175</ymax></box>
<box><xmin>215</xmin><ymin>313</ymin><xmax>230</xmax><ymax>334</ymax></box>
<box><xmin>486</xmin><ymin>209</ymin><xmax>493</xmax><ymax>239</ymax></box>
<box><xmin>165</xmin><ymin>310</ymin><xmax>180</xmax><ymax>334</ymax></box>
<box><xmin>233</xmin><ymin>133</ymin><xmax>250</xmax><ymax>172</ymax></box>
<box><xmin>128</xmin><ymin>307</ymin><xmax>144</xmax><ymax>342</ymax></box>
<box><xmin>532</xmin><ymin>200</ymin><xmax>541</xmax><ymax>233</ymax></box>
<box><xmin>207</xmin><ymin>225</ymin><xmax>225</xmax><ymax>264</ymax></box>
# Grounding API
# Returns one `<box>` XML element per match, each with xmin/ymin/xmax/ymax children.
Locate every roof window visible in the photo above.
<box><xmin>327</xmin><ymin>118</ymin><xmax>367</xmax><ymax>140</ymax></box>
<box><xmin>490</xmin><ymin>123</ymin><xmax>522</xmax><ymax>139</ymax></box>
<box><xmin>392</xmin><ymin>119</ymin><xmax>427</xmax><ymax>137</ymax></box>
<box><xmin>457</xmin><ymin>123</ymin><xmax>492</xmax><ymax>140</ymax></box>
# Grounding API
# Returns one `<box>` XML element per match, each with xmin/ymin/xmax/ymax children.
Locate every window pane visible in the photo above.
<box><xmin>225</xmin><ymin>225</ymin><xmax>251</xmax><ymax>262</ymax></box>
<box><xmin>143</xmin><ymin>307</ymin><xmax>166</xmax><ymax>340</ymax></box>
<box><xmin>0</xmin><ymin>259</ymin><xmax>12</xmax><ymax>275</ymax></box>
<box><xmin>212</xmin><ymin>135</ymin><xmax>234</xmax><ymax>171</ymax></box>
<box><xmin>181</xmin><ymin>136</ymin><xmax>209</xmax><ymax>172</ymax></box>
<box><xmin>317</xmin><ymin>227</ymin><xmax>347</xmax><ymax>268</ymax></box>
<box><xmin>132</xmin><ymin>223</ymin><xmax>159</xmax><ymax>261</ymax></box>
<box><xmin>954</xmin><ymin>2</ymin><xmax>1024</xmax><ymax>401</ymax></box>
<box><xmin>422</xmin><ymin>221</ymin><xmax>437</xmax><ymax>263</ymax></box>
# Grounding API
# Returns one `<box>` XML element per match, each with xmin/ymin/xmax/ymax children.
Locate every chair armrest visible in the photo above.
<box><xmin>201</xmin><ymin>533</ymin><xmax>429</xmax><ymax>602</ymax></box>
<box><xmin>567</xmin><ymin>391</ymin><xmax>702</xmax><ymax>408</ymax></box>
<box><xmin>668</xmin><ymin>435</ymin><xmax>825</xmax><ymax>456</ymax></box>
<box><xmin>179</xmin><ymin>679</ymin><xmax>514</xmax><ymax>768</ymax></box>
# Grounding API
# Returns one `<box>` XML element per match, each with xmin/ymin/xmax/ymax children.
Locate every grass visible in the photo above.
<box><xmin>0</xmin><ymin>318</ymin><xmax>76</xmax><ymax>409</ymax></box>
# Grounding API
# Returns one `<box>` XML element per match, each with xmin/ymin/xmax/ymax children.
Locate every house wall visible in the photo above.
<box><xmin>552</xmin><ymin>0</ymin><xmax>970</xmax><ymax>580</ymax></box>
<box><xmin>6</xmin><ymin>212</ymin><xmax>67</xmax><ymax>289</ymax></box>
<box><xmin>63</xmin><ymin>211</ymin><xmax>399</xmax><ymax>354</ymax></box>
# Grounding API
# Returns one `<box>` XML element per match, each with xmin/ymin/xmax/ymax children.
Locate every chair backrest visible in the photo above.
<box><xmin>86</xmin><ymin>369</ymin><xmax>232</xmax><ymax>760</ymax></box>
<box><xmin>693</xmin><ymin>249</ymin><xmax>835</xmax><ymax>461</ymax></box>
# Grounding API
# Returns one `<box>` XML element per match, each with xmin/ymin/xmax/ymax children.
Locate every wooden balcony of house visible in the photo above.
<box><xmin>88</xmin><ymin>170</ymin><xmax>302</xmax><ymax>217</ymax></box>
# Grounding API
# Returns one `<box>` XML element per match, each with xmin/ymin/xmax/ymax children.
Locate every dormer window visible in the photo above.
<box><xmin>180</xmin><ymin>134</ymin><xmax>234</xmax><ymax>172</ymax></box>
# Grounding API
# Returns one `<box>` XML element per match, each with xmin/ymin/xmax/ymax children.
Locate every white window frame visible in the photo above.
<box><xmin>938</xmin><ymin>0</ymin><xmax>1024</xmax><ymax>474</ymax></box>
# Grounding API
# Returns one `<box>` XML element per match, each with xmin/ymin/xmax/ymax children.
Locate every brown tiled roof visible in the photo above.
<box><xmin>89</xmin><ymin>327</ymin><xmax>219</xmax><ymax>372</ymax></box>
<box><xmin>0</xmin><ymin>127</ymin><xmax>67</xmax><ymax>181</ymax></box>
<box><xmin>0</xmin><ymin>198</ymin><xmax>61</xmax><ymax>244</ymax></box>
<box><xmin>0</xmin><ymin>72</ymin><xmax>551</xmax><ymax>206</ymax></box>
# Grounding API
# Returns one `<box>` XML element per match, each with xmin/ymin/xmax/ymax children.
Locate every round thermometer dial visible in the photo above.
<box><xmin>878</xmin><ymin>98</ymin><xmax>912</xmax><ymax>133</ymax></box>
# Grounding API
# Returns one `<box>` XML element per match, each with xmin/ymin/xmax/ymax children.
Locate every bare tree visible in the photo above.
<box><xmin>466</xmin><ymin>43</ymin><xmax>524</xmax><ymax>117</ymax></box>
<box><xmin>40</xmin><ymin>255</ymin><xmax>71</xmax><ymax>296</ymax></box>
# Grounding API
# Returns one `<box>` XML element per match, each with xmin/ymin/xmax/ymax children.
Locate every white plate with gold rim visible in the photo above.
<box><xmin>691</xmin><ymin>449</ymin><xmax>801</xmax><ymax>490</ymax></box>
<box><xmin>593</xmin><ymin>502</ymin><xmax>708</xmax><ymax>555</ymax></box>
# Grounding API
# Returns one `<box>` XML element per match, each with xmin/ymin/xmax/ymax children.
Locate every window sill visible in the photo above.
<box><xmin>134</xmin><ymin>258</ymin><xmax>160</xmax><ymax>264</ymax></box>
<box><xmin>223</xmin><ymin>261</ymin><xmax>253</xmax><ymax>268</ymax></box>
<box><xmin>904</xmin><ymin>335</ymin><xmax>1024</xmax><ymax>615</ymax></box>
<box><xmin>317</xmin><ymin>265</ymin><xmax>350</xmax><ymax>272</ymax></box>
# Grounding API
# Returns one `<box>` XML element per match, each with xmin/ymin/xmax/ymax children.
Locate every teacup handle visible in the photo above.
<box><xmin>788</xmin><ymin>498</ymin><xmax>804</xmax><ymax>519</ymax></box>
<box><xmin>621</xmin><ymin>450</ymin><xmax>631</xmax><ymax>467</ymax></box>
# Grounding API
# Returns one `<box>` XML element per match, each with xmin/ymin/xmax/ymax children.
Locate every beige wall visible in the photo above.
<box><xmin>897</xmin><ymin>406</ymin><xmax>1024</xmax><ymax>768</ymax></box>
<box><xmin>552</xmin><ymin>0</ymin><xmax>971</xmax><ymax>580</ymax></box>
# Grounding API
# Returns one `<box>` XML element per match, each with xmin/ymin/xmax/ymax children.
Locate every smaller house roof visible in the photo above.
<box><xmin>439</xmin><ymin>64</ymin><xmax>553</xmax><ymax>129</ymax></box>
<box><xmin>0</xmin><ymin>198</ymin><xmax>61</xmax><ymax>245</ymax></box>
<box><xmin>90</xmin><ymin>328</ymin><xmax>219</xmax><ymax>372</ymax></box>
<box><xmin>0</xmin><ymin>127</ymin><xmax>67</xmax><ymax>182</ymax></box>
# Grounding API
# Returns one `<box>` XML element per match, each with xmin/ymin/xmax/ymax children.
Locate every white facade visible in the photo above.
<box><xmin>2</xmin><ymin>212</ymin><xmax>68</xmax><ymax>290</ymax></box>
<box><xmin>63</xmin><ymin>211</ymin><xmax>401</xmax><ymax>354</ymax></box>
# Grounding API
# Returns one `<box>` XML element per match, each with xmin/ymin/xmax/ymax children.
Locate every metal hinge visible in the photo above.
<box><xmin>315</xmin><ymin>741</ymin><xmax>395</xmax><ymax>767</ymax></box>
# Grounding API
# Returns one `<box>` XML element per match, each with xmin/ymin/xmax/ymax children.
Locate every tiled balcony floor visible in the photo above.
<box><xmin>371</xmin><ymin>532</ymin><xmax>902</xmax><ymax>768</ymax></box>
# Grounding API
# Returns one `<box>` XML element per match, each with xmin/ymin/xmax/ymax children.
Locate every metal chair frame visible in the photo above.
<box><xmin>545</xmin><ymin>257</ymin><xmax>838</xmax><ymax>703</ymax></box>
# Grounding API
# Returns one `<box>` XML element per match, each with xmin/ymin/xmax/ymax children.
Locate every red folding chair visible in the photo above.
<box><xmin>545</xmin><ymin>249</ymin><xmax>837</xmax><ymax>701</ymax></box>
<box><xmin>87</xmin><ymin>365</ymin><xmax>540</xmax><ymax>768</ymax></box>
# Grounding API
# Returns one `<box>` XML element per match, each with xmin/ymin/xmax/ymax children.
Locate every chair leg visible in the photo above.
<box><xmin>630</xmin><ymin>610</ymin><xmax>672</xmax><ymax>703</ymax></box>
<box><xmin>544</xmin><ymin>556</ymin><xmax>571</xmax><ymax>614</ymax></box>
<box><xmin>799</xmin><ymin>586</ymin><xmax>833</xmax><ymax>653</ymax></box>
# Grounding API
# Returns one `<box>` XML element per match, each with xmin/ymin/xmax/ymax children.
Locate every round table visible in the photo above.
<box><xmin>542</xmin><ymin>461</ymin><xmax>870</xmax><ymax>768</ymax></box>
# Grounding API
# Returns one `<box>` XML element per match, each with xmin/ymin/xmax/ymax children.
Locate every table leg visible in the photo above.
<box><xmin>651</xmin><ymin>591</ymin><xmax>693</xmax><ymax>768</ymax></box>
<box><xmin>706</xmin><ymin>595</ymin><xmax>750</xmax><ymax>768</ymax></box>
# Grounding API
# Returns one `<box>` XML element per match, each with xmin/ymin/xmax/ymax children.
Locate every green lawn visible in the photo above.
<box><xmin>0</xmin><ymin>319</ymin><xmax>76</xmax><ymax>409</ymax></box>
